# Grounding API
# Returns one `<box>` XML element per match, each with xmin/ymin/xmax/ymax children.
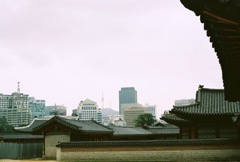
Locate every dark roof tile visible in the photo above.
<box><xmin>180</xmin><ymin>0</ymin><xmax>240</xmax><ymax>101</ymax></box>
<box><xmin>161</xmin><ymin>113</ymin><xmax>192</xmax><ymax>125</ymax></box>
<box><xmin>147</xmin><ymin>124</ymin><xmax>180</xmax><ymax>135</ymax></box>
<box><xmin>15</xmin><ymin>118</ymin><xmax>49</xmax><ymax>133</ymax></box>
<box><xmin>56</xmin><ymin>138</ymin><xmax>237</xmax><ymax>147</ymax></box>
<box><xmin>171</xmin><ymin>87</ymin><xmax>240</xmax><ymax>115</ymax></box>
<box><xmin>111</xmin><ymin>127</ymin><xmax>153</xmax><ymax>136</ymax></box>
<box><xmin>0</xmin><ymin>133</ymin><xmax>43</xmax><ymax>139</ymax></box>
<box><xmin>15</xmin><ymin>116</ymin><xmax>113</xmax><ymax>134</ymax></box>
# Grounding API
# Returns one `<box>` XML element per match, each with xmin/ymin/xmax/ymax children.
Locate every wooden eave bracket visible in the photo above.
<box><xmin>203</xmin><ymin>11</ymin><xmax>240</xmax><ymax>26</ymax></box>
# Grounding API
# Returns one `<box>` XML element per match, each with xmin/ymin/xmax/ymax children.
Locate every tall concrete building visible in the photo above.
<box><xmin>145</xmin><ymin>104</ymin><xmax>156</xmax><ymax>118</ymax></box>
<box><xmin>119</xmin><ymin>87</ymin><xmax>137</xmax><ymax>115</ymax></box>
<box><xmin>77</xmin><ymin>99</ymin><xmax>102</xmax><ymax>123</ymax></box>
<box><xmin>124</xmin><ymin>107</ymin><xmax>146</xmax><ymax>127</ymax></box>
<box><xmin>29</xmin><ymin>97</ymin><xmax>45</xmax><ymax>118</ymax></box>
<box><xmin>0</xmin><ymin>83</ymin><xmax>31</xmax><ymax>126</ymax></box>
<box><xmin>71</xmin><ymin>109</ymin><xmax>78</xmax><ymax>116</ymax></box>
<box><xmin>120</xmin><ymin>103</ymin><xmax>143</xmax><ymax>116</ymax></box>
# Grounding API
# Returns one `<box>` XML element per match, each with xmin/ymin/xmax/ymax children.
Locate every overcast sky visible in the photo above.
<box><xmin>0</xmin><ymin>1</ymin><xmax>223</xmax><ymax>118</ymax></box>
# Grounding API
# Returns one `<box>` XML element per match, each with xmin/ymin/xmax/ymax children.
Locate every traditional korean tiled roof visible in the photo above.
<box><xmin>62</xmin><ymin>119</ymin><xmax>113</xmax><ymax>133</ymax></box>
<box><xmin>160</xmin><ymin>113</ymin><xmax>193</xmax><ymax>125</ymax></box>
<box><xmin>15</xmin><ymin>116</ymin><xmax>113</xmax><ymax>134</ymax></box>
<box><xmin>15</xmin><ymin>118</ymin><xmax>49</xmax><ymax>133</ymax></box>
<box><xmin>111</xmin><ymin>127</ymin><xmax>153</xmax><ymax>136</ymax></box>
<box><xmin>56</xmin><ymin>138</ymin><xmax>237</xmax><ymax>148</ymax></box>
<box><xmin>146</xmin><ymin>124</ymin><xmax>180</xmax><ymax>135</ymax></box>
<box><xmin>180</xmin><ymin>0</ymin><xmax>240</xmax><ymax>101</ymax></box>
<box><xmin>0</xmin><ymin>133</ymin><xmax>43</xmax><ymax>140</ymax></box>
<box><xmin>171</xmin><ymin>86</ymin><xmax>240</xmax><ymax>116</ymax></box>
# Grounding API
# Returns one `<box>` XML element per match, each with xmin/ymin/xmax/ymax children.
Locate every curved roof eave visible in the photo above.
<box><xmin>180</xmin><ymin>0</ymin><xmax>240</xmax><ymax>102</ymax></box>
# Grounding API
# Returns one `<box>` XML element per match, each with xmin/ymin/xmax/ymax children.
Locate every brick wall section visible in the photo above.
<box><xmin>60</xmin><ymin>144</ymin><xmax>239</xmax><ymax>152</ymax></box>
<box><xmin>45</xmin><ymin>134</ymin><xmax>70</xmax><ymax>159</ymax></box>
<box><xmin>56</xmin><ymin>139</ymin><xmax>240</xmax><ymax>161</ymax></box>
<box><xmin>57</xmin><ymin>148</ymin><xmax>240</xmax><ymax>161</ymax></box>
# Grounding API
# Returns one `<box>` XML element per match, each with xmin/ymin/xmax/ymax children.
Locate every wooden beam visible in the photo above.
<box><xmin>203</xmin><ymin>11</ymin><xmax>240</xmax><ymax>26</ymax></box>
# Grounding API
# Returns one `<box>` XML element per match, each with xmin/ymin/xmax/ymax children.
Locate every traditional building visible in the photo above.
<box><xmin>180</xmin><ymin>0</ymin><xmax>240</xmax><ymax>101</ymax></box>
<box><xmin>0</xmin><ymin>133</ymin><xmax>43</xmax><ymax>143</ymax></box>
<box><xmin>15</xmin><ymin>113</ymin><xmax>240</xmax><ymax>161</ymax></box>
<box><xmin>162</xmin><ymin>85</ymin><xmax>240</xmax><ymax>139</ymax></box>
<box><xmin>15</xmin><ymin>116</ymin><xmax>113</xmax><ymax>159</ymax></box>
<box><xmin>111</xmin><ymin>127</ymin><xmax>153</xmax><ymax>140</ymax></box>
<box><xmin>145</xmin><ymin>124</ymin><xmax>180</xmax><ymax>140</ymax></box>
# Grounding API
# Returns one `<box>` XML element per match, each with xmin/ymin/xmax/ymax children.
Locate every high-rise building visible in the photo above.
<box><xmin>145</xmin><ymin>104</ymin><xmax>156</xmax><ymax>118</ymax></box>
<box><xmin>102</xmin><ymin>114</ymin><xmax>126</xmax><ymax>127</ymax></box>
<box><xmin>119</xmin><ymin>87</ymin><xmax>137</xmax><ymax>115</ymax></box>
<box><xmin>77</xmin><ymin>99</ymin><xmax>102</xmax><ymax>123</ymax></box>
<box><xmin>72</xmin><ymin>109</ymin><xmax>78</xmax><ymax>116</ymax></box>
<box><xmin>120</xmin><ymin>103</ymin><xmax>142</xmax><ymax>116</ymax></box>
<box><xmin>124</xmin><ymin>107</ymin><xmax>146</xmax><ymax>127</ymax></box>
<box><xmin>45</xmin><ymin>104</ymin><xmax>67</xmax><ymax>116</ymax></box>
<box><xmin>0</xmin><ymin>88</ymin><xmax>32</xmax><ymax>126</ymax></box>
<box><xmin>28</xmin><ymin>97</ymin><xmax>45</xmax><ymax>118</ymax></box>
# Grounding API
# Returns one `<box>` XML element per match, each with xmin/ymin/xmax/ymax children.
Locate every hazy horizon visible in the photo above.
<box><xmin>0</xmin><ymin>1</ymin><xmax>223</xmax><ymax>118</ymax></box>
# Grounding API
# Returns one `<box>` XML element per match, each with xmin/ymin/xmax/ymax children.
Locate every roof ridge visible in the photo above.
<box><xmin>61</xmin><ymin>117</ymin><xmax>84</xmax><ymax>129</ymax></box>
<box><xmin>200</xmin><ymin>88</ymin><xmax>224</xmax><ymax>91</ymax></box>
<box><xmin>32</xmin><ymin>115</ymin><xmax>82</xmax><ymax>132</ymax></box>
<box><xmin>173</xmin><ymin>102</ymin><xmax>200</xmax><ymax>108</ymax></box>
<box><xmin>89</xmin><ymin>119</ymin><xmax>113</xmax><ymax>131</ymax></box>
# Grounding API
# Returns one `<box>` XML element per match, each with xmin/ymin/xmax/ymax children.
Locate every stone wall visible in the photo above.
<box><xmin>56</xmin><ymin>146</ymin><xmax>240</xmax><ymax>161</ymax></box>
<box><xmin>45</xmin><ymin>134</ymin><xmax>70</xmax><ymax>159</ymax></box>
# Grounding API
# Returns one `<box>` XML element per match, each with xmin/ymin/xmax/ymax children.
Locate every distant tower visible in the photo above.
<box><xmin>101</xmin><ymin>91</ymin><xmax>104</xmax><ymax>109</ymax></box>
<box><xmin>17</xmin><ymin>82</ymin><xmax>20</xmax><ymax>93</ymax></box>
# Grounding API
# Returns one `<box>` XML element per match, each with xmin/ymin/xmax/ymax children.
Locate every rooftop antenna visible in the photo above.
<box><xmin>17</xmin><ymin>82</ymin><xmax>20</xmax><ymax>93</ymax></box>
<box><xmin>101</xmin><ymin>91</ymin><xmax>104</xmax><ymax>109</ymax></box>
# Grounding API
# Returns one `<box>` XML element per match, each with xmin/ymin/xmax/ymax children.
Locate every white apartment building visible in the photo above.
<box><xmin>102</xmin><ymin>115</ymin><xmax>126</xmax><ymax>127</ymax></box>
<box><xmin>0</xmin><ymin>92</ymin><xmax>32</xmax><ymax>126</ymax></box>
<box><xmin>112</xmin><ymin>115</ymin><xmax>126</xmax><ymax>127</ymax></box>
<box><xmin>77</xmin><ymin>99</ymin><xmax>102</xmax><ymax>123</ymax></box>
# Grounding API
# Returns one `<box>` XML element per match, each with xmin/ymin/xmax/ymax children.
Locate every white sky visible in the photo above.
<box><xmin>0</xmin><ymin>1</ymin><xmax>223</xmax><ymax>118</ymax></box>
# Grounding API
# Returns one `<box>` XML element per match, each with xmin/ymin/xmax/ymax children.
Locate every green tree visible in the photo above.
<box><xmin>0</xmin><ymin>117</ymin><xmax>14</xmax><ymax>133</ymax></box>
<box><xmin>135</xmin><ymin>113</ymin><xmax>156</xmax><ymax>127</ymax></box>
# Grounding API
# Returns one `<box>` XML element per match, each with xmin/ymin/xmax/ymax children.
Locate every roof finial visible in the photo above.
<box><xmin>17</xmin><ymin>82</ymin><xmax>20</xmax><ymax>93</ymax></box>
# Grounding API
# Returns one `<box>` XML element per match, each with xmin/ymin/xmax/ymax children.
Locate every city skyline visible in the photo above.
<box><xmin>0</xmin><ymin>1</ymin><xmax>223</xmax><ymax>118</ymax></box>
